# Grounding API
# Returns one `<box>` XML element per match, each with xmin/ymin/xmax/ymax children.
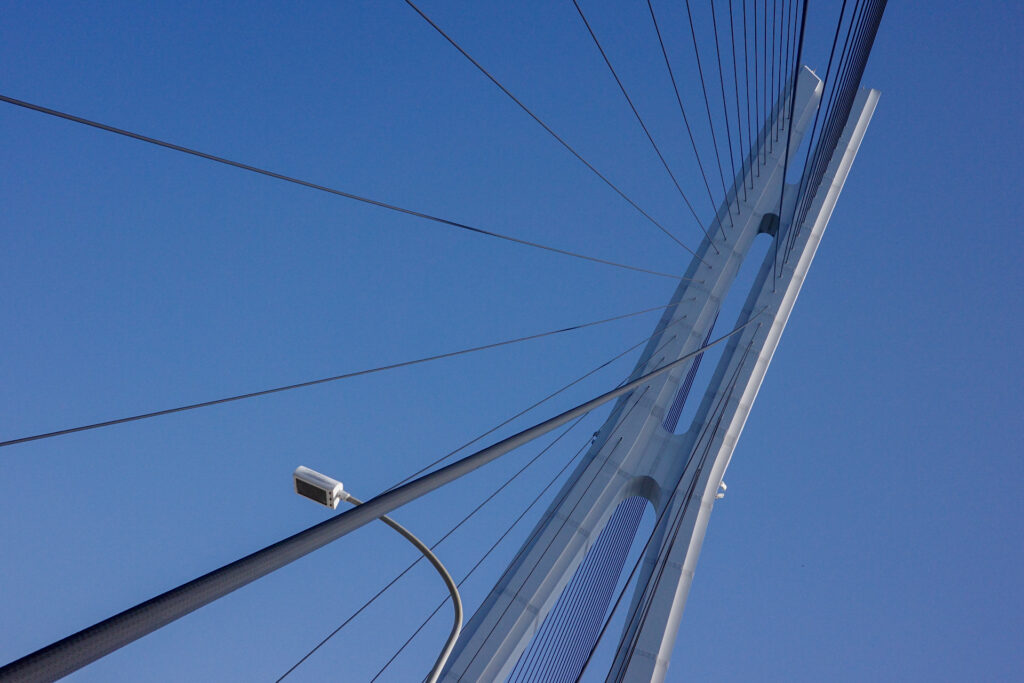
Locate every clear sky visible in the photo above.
<box><xmin>1</xmin><ymin>1</ymin><xmax>1021</xmax><ymax>681</ymax></box>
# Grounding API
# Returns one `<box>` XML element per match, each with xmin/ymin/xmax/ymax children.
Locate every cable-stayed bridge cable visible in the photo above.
<box><xmin>570</xmin><ymin>0</ymin><xmax>717</xmax><ymax>255</ymax></box>
<box><xmin>0</xmin><ymin>94</ymin><xmax>680</xmax><ymax>283</ymax></box>
<box><xmin>646</xmin><ymin>0</ymin><xmax>725</xmax><ymax>239</ymax></box>
<box><xmin>0</xmin><ymin>303</ymin><xmax>676</xmax><ymax>449</ymax></box>
<box><xmin>401</xmin><ymin>0</ymin><xmax>700</xmax><ymax>258</ymax></box>
<box><xmin>683</xmin><ymin>0</ymin><xmax>733</xmax><ymax>213</ymax></box>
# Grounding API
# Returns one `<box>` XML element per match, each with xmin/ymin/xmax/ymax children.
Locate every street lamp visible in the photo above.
<box><xmin>292</xmin><ymin>466</ymin><xmax>462</xmax><ymax>682</ymax></box>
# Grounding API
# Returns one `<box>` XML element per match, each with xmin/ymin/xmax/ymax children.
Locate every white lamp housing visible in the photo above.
<box><xmin>293</xmin><ymin>466</ymin><xmax>346</xmax><ymax>509</ymax></box>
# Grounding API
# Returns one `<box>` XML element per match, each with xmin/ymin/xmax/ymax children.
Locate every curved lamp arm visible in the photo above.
<box><xmin>345</xmin><ymin>493</ymin><xmax>462</xmax><ymax>683</ymax></box>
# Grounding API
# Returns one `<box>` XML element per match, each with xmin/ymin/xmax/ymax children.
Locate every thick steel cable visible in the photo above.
<box><xmin>1</xmin><ymin>314</ymin><xmax>763</xmax><ymax>682</ymax></box>
<box><xmin>682</xmin><ymin>0</ymin><xmax>732</xmax><ymax>211</ymax></box>
<box><xmin>277</xmin><ymin>416</ymin><xmax>587</xmax><ymax>682</ymax></box>
<box><xmin>1</xmin><ymin>303</ymin><xmax>676</xmax><ymax>449</ymax></box>
<box><xmin>646</xmin><ymin>0</ymin><xmax>726</xmax><ymax>239</ymax></box>
<box><xmin>401</xmin><ymin>0</ymin><xmax>698</xmax><ymax>258</ymax></box>
<box><xmin>569</xmin><ymin>0</ymin><xmax>717</xmax><ymax>255</ymax></box>
<box><xmin>381</xmin><ymin>308</ymin><xmax>699</xmax><ymax>493</ymax></box>
<box><xmin>0</xmin><ymin>94</ymin><xmax>679</xmax><ymax>283</ymax></box>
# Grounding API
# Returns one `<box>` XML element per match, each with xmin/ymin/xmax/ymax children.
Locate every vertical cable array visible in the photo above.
<box><xmin>783</xmin><ymin>0</ymin><xmax>887</xmax><ymax>263</ymax></box>
<box><xmin>507</xmin><ymin>496</ymin><xmax>647</xmax><ymax>682</ymax></box>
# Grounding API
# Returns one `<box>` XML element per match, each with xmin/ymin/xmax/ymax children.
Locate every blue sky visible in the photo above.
<box><xmin>1</xmin><ymin>1</ymin><xmax>1021</xmax><ymax>681</ymax></box>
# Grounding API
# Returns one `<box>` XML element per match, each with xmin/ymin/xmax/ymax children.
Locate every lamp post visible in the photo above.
<box><xmin>292</xmin><ymin>466</ymin><xmax>462</xmax><ymax>683</ymax></box>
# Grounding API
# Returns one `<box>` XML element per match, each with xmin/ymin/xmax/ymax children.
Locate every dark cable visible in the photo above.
<box><xmin>0</xmin><ymin>94</ymin><xmax>679</xmax><ymax>282</ymax></box>
<box><xmin>709</xmin><ymin>0</ymin><xmax>740</xmax><ymax>207</ymax></box>
<box><xmin>771</xmin><ymin>0</ymin><xmax>808</xmax><ymax>283</ymax></box>
<box><xmin>381</xmin><ymin>308</ymin><xmax>696</xmax><ymax>493</ymax></box>
<box><xmin>782</xmin><ymin>0</ymin><xmax>849</xmax><ymax>259</ymax></box>
<box><xmin>741</xmin><ymin>0</ymin><xmax>755</xmax><ymax>184</ymax></box>
<box><xmin>570</xmin><ymin>0</ymin><xmax>717</xmax><ymax>255</ymax></box>
<box><xmin>683</xmin><ymin>0</ymin><xmax>733</xmax><ymax>212</ymax></box>
<box><xmin>1</xmin><ymin>303</ymin><xmax>676</xmax><ymax>448</ymax></box>
<box><xmin>726</xmin><ymin>0</ymin><xmax>749</xmax><ymax>202</ymax></box>
<box><xmin>646</xmin><ymin>0</ymin><xmax>725</xmax><ymax>240</ymax></box>
<box><xmin>401</xmin><ymin>0</ymin><xmax>700</xmax><ymax>258</ymax></box>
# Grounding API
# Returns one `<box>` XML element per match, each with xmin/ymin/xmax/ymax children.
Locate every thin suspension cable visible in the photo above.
<box><xmin>788</xmin><ymin>0</ymin><xmax>862</xmax><ymax>254</ymax></box>
<box><xmin>401</xmin><ymin>0</ymin><xmax>698</xmax><ymax>258</ymax></box>
<box><xmin>569</xmin><ymin>0</ymin><xmax>717</xmax><ymax>255</ymax></box>
<box><xmin>784</xmin><ymin>0</ymin><xmax>848</xmax><ymax>249</ymax></box>
<box><xmin>369</xmin><ymin>311</ymin><xmax>703</xmax><ymax>676</ymax></box>
<box><xmin>772</xmin><ymin>0</ymin><xmax>808</xmax><ymax>283</ymax></box>
<box><xmin>726</xmin><ymin>0</ymin><xmax>749</xmax><ymax>202</ymax></box>
<box><xmin>278</xmin><ymin>416</ymin><xmax>587</xmax><ymax>681</ymax></box>
<box><xmin>708</xmin><ymin>1</ymin><xmax>739</xmax><ymax>207</ymax></box>
<box><xmin>0</xmin><ymin>94</ymin><xmax>679</xmax><ymax>282</ymax></box>
<box><xmin>3</xmin><ymin>314</ymin><xmax>764</xmax><ymax>682</ymax></box>
<box><xmin>770</xmin><ymin>0</ymin><xmax>779</xmax><ymax>146</ymax></box>
<box><xmin>0</xmin><ymin>303</ymin><xmax>676</xmax><ymax>449</ymax></box>
<box><xmin>762</xmin><ymin>0</ymin><xmax>769</xmax><ymax>157</ymax></box>
<box><xmin>753</xmin><ymin>0</ymin><xmax>762</xmax><ymax>170</ymax></box>
<box><xmin>787</xmin><ymin>0</ymin><xmax>881</xmax><ymax>263</ymax></box>
<box><xmin>682</xmin><ymin>0</ymin><xmax>732</xmax><ymax>212</ymax></box>
<box><xmin>646</xmin><ymin>0</ymin><xmax>725</xmax><ymax>240</ymax></box>
<box><xmin>741</xmin><ymin>0</ymin><xmax>756</xmax><ymax>183</ymax></box>
<box><xmin>381</xmin><ymin>307</ymin><xmax>697</xmax><ymax>493</ymax></box>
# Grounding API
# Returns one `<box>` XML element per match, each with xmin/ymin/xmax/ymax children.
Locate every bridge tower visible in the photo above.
<box><xmin>441</xmin><ymin>67</ymin><xmax>879</xmax><ymax>682</ymax></box>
